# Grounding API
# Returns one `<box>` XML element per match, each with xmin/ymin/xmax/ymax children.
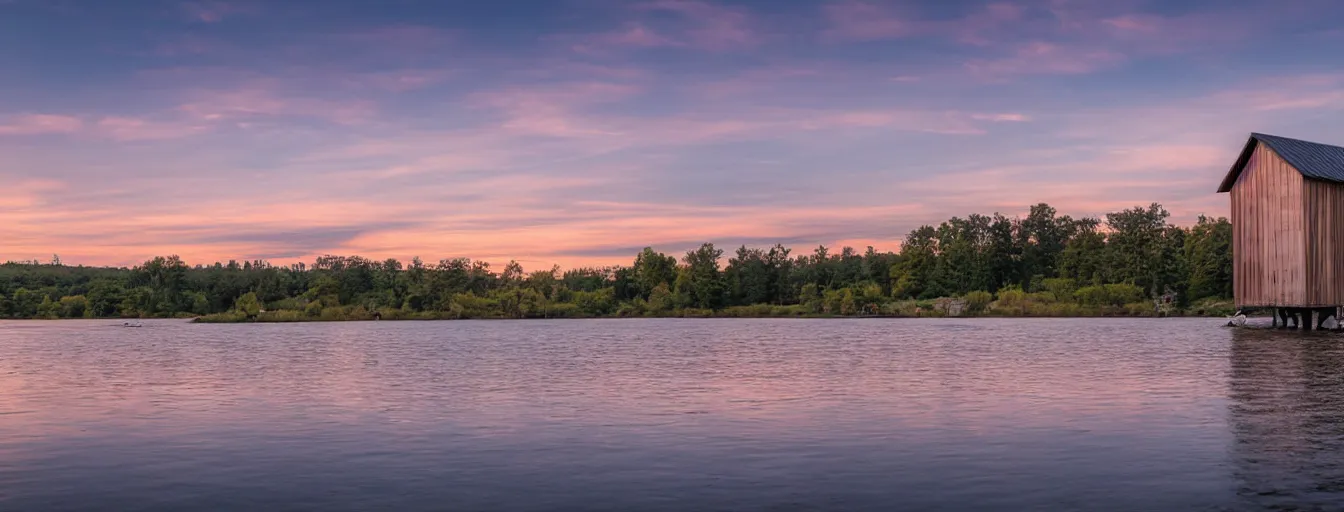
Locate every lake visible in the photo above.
<box><xmin>0</xmin><ymin>318</ymin><xmax>1340</xmax><ymax>511</ymax></box>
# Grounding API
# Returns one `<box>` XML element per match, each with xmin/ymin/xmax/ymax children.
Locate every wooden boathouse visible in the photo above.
<box><xmin>1218</xmin><ymin>133</ymin><xmax>1344</xmax><ymax>329</ymax></box>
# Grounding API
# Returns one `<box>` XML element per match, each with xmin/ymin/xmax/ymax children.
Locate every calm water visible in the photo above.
<box><xmin>1</xmin><ymin>318</ymin><xmax>1341</xmax><ymax>511</ymax></box>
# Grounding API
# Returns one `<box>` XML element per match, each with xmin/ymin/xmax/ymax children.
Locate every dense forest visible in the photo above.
<box><xmin>0</xmin><ymin>203</ymin><xmax>1233</xmax><ymax>321</ymax></box>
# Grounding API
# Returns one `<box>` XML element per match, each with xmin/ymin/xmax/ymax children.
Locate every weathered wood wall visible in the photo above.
<box><xmin>1231</xmin><ymin>143</ymin><xmax>1306</xmax><ymax>307</ymax></box>
<box><xmin>1304</xmin><ymin>177</ymin><xmax>1344</xmax><ymax>306</ymax></box>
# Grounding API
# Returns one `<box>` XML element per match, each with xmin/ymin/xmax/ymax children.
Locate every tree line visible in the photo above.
<box><xmin>0</xmin><ymin>202</ymin><xmax>1233</xmax><ymax>321</ymax></box>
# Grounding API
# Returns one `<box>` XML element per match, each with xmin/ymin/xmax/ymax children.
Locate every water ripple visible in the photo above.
<box><xmin>0</xmin><ymin>318</ymin><xmax>1335</xmax><ymax>511</ymax></box>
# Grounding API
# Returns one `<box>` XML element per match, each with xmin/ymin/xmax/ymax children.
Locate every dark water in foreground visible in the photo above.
<box><xmin>1</xmin><ymin>318</ymin><xmax>1342</xmax><ymax>511</ymax></box>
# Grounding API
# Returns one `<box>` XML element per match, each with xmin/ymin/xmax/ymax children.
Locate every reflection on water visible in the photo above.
<box><xmin>1229</xmin><ymin>329</ymin><xmax>1344</xmax><ymax>511</ymax></box>
<box><xmin>0</xmin><ymin>318</ymin><xmax>1340</xmax><ymax>510</ymax></box>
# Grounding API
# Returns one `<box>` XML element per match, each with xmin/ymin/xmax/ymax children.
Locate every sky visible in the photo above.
<box><xmin>2</xmin><ymin>0</ymin><xmax>1343</xmax><ymax>269</ymax></box>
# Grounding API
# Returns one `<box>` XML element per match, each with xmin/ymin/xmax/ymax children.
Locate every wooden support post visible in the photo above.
<box><xmin>1278</xmin><ymin>308</ymin><xmax>1290</xmax><ymax>329</ymax></box>
<box><xmin>1303</xmin><ymin>309</ymin><xmax>1314</xmax><ymax>331</ymax></box>
<box><xmin>1271</xmin><ymin>308</ymin><xmax>1279</xmax><ymax>328</ymax></box>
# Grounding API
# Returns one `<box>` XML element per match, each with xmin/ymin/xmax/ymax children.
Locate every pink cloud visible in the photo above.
<box><xmin>821</xmin><ymin>1</ymin><xmax>915</xmax><ymax>41</ymax></box>
<box><xmin>537</xmin><ymin>61</ymin><xmax>653</xmax><ymax>82</ymax></box>
<box><xmin>470</xmin><ymin>82</ymin><xmax>642</xmax><ymax>137</ymax></box>
<box><xmin>0</xmin><ymin>179</ymin><xmax>65</xmax><ymax>210</ymax></box>
<box><xmin>180</xmin><ymin>1</ymin><xmax>253</xmax><ymax>23</ymax></box>
<box><xmin>638</xmin><ymin>0</ymin><xmax>759</xmax><ymax>50</ymax></box>
<box><xmin>965</xmin><ymin>42</ymin><xmax>1126</xmax><ymax>78</ymax></box>
<box><xmin>153</xmin><ymin>35</ymin><xmax>229</xmax><ymax>57</ymax></box>
<box><xmin>1205</xmin><ymin>74</ymin><xmax>1344</xmax><ymax>111</ymax></box>
<box><xmin>822</xmin><ymin>1</ymin><xmax>1023</xmax><ymax>44</ymax></box>
<box><xmin>1102</xmin><ymin>14</ymin><xmax>1160</xmax><ymax>32</ymax></box>
<box><xmin>1054</xmin><ymin>0</ymin><xmax>1324</xmax><ymax>56</ymax></box>
<box><xmin>971</xmin><ymin>113</ymin><xmax>1031</xmax><ymax>122</ymax></box>
<box><xmin>954</xmin><ymin>2</ymin><xmax>1027</xmax><ymax>45</ymax></box>
<box><xmin>560</xmin><ymin>0</ymin><xmax>757</xmax><ymax>55</ymax></box>
<box><xmin>571</xmin><ymin>23</ymin><xmax>682</xmax><ymax>54</ymax></box>
<box><xmin>695</xmin><ymin>66</ymin><xmax>822</xmax><ymax>98</ymax></box>
<box><xmin>341</xmin><ymin>69</ymin><xmax>453</xmax><ymax>92</ymax></box>
<box><xmin>1052</xmin><ymin>72</ymin><xmax>1344</xmax><ymax>145</ymax></box>
<box><xmin>176</xmin><ymin>86</ymin><xmax>377</xmax><ymax>125</ymax></box>
<box><xmin>800</xmin><ymin>110</ymin><xmax>990</xmax><ymax>135</ymax></box>
<box><xmin>96</xmin><ymin>117</ymin><xmax>208</xmax><ymax>141</ymax></box>
<box><xmin>0</xmin><ymin>114</ymin><xmax>83</xmax><ymax>136</ymax></box>
<box><xmin>343</xmin><ymin>24</ymin><xmax>455</xmax><ymax>53</ymax></box>
<box><xmin>466</xmin><ymin>77</ymin><xmax>1019</xmax><ymax>146</ymax></box>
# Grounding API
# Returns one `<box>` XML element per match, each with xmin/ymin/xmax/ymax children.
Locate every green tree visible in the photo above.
<box><xmin>1105</xmin><ymin>203</ymin><xmax>1170</xmax><ymax>295</ymax></box>
<box><xmin>682</xmin><ymin>243</ymin><xmax>725</xmax><ymax>309</ymax></box>
<box><xmin>1059</xmin><ymin>218</ymin><xmax>1107</xmax><ymax>285</ymax></box>
<box><xmin>59</xmin><ymin>295</ymin><xmax>88</xmax><ymax>318</ymax></box>
<box><xmin>631</xmin><ymin>248</ymin><xmax>678</xmax><ymax>300</ymax></box>
<box><xmin>36</xmin><ymin>296</ymin><xmax>59</xmax><ymax>319</ymax></box>
<box><xmin>1185</xmin><ymin>215</ymin><xmax>1233</xmax><ymax>300</ymax></box>
<box><xmin>892</xmin><ymin>226</ymin><xmax>939</xmax><ymax>299</ymax></box>
<box><xmin>11</xmin><ymin>288</ymin><xmax>40</xmax><ymax>318</ymax></box>
<box><xmin>647</xmin><ymin>283</ymin><xmax>674</xmax><ymax>313</ymax></box>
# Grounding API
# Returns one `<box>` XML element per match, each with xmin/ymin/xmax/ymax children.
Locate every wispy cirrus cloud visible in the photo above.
<box><xmin>342</xmin><ymin>24</ymin><xmax>456</xmax><ymax>53</ymax></box>
<box><xmin>0</xmin><ymin>114</ymin><xmax>82</xmax><ymax>135</ymax></box>
<box><xmin>4</xmin><ymin>0</ymin><xmax>1344</xmax><ymax>268</ymax></box>
<box><xmin>179</xmin><ymin>1</ymin><xmax>254</xmax><ymax>23</ymax></box>
<box><xmin>96</xmin><ymin>117</ymin><xmax>208</xmax><ymax>141</ymax></box>
<box><xmin>565</xmin><ymin>0</ymin><xmax>759</xmax><ymax>53</ymax></box>
<box><xmin>821</xmin><ymin>1</ymin><xmax>1024</xmax><ymax>43</ymax></box>
<box><xmin>639</xmin><ymin>0</ymin><xmax>758</xmax><ymax>50</ymax></box>
<box><xmin>568</xmin><ymin>23</ymin><xmax>682</xmax><ymax>53</ymax></box>
<box><xmin>965</xmin><ymin>42</ymin><xmax>1127</xmax><ymax>78</ymax></box>
<box><xmin>820</xmin><ymin>1</ymin><xmax>917</xmax><ymax>41</ymax></box>
<box><xmin>175</xmin><ymin>85</ymin><xmax>378</xmax><ymax>125</ymax></box>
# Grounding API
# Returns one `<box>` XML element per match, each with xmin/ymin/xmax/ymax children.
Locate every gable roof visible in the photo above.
<box><xmin>1218</xmin><ymin>133</ymin><xmax>1344</xmax><ymax>192</ymax></box>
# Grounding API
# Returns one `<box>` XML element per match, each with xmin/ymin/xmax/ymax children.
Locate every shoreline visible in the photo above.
<box><xmin>1</xmin><ymin>310</ymin><xmax>1241</xmax><ymax>323</ymax></box>
<box><xmin>191</xmin><ymin>312</ymin><xmax>1233</xmax><ymax>323</ymax></box>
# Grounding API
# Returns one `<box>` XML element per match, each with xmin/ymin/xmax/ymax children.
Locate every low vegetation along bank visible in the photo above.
<box><xmin>195</xmin><ymin>288</ymin><xmax>1236</xmax><ymax>323</ymax></box>
<box><xmin>1</xmin><ymin>202</ymin><xmax>1234</xmax><ymax>322</ymax></box>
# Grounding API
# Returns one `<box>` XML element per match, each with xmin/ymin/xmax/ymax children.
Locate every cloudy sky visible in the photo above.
<box><xmin>2</xmin><ymin>0</ymin><xmax>1342</xmax><ymax>269</ymax></box>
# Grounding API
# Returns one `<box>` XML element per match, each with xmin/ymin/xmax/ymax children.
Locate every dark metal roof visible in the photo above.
<box><xmin>1218</xmin><ymin>133</ymin><xmax>1344</xmax><ymax>192</ymax></box>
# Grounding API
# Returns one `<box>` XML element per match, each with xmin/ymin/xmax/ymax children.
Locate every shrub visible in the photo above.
<box><xmin>234</xmin><ymin>292</ymin><xmax>262</xmax><ymax>317</ymax></box>
<box><xmin>268</xmin><ymin>297</ymin><xmax>307</xmax><ymax>311</ymax></box>
<box><xmin>1190</xmin><ymin>298</ymin><xmax>1236</xmax><ymax>317</ymax></box>
<box><xmin>376</xmin><ymin>307</ymin><xmax>406</xmax><ymax>320</ymax></box>
<box><xmin>259</xmin><ymin>309</ymin><xmax>306</xmax><ymax>322</ymax></box>
<box><xmin>1074</xmin><ymin>285</ymin><xmax>1108</xmax><ymax>306</ymax></box>
<box><xmin>720</xmin><ymin>304</ymin><xmax>774</xmax><ymax>317</ymax></box>
<box><xmin>1041</xmin><ymin>278</ymin><xmax>1077</xmax><ymax>302</ymax></box>
<box><xmin>1104</xmin><ymin>284</ymin><xmax>1146</xmax><ymax>306</ymax></box>
<box><xmin>546</xmin><ymin>302</ymin><xmax>581</xmax><ymax>318</ymax></box>
<box><xmin>614</xmin><ymin>300</ymin><xmax>645</xmax><ymax>318</ymax></box>
<box><xmin>1124</xmin><ymin>302</ymin><xmax>1154</xmax><ymax>316</ymax></box>
<box><xmin>996</xmin><ymin>286</ymin><xmax>1027</xmax><ymax>307</ymax></box>
<box><xmin>964</xmin><ymin>291</ymin><xmax>993</xmax><ymax>314</ymax></box>
<box><xmin>1076</xmin><ymin>283</ymin><xmax>1146</xmax><ymax>307</ymax></box>
<box><xmin>195</xmin><ymin>311</ymin><xmax>248</xmax><ymax>323</ymax></box>
<box><xmin>573</xmin><ymin>288</ymin><xmax>616</xmax><ymax>316</ymax></box>
<box><xmin>59</xmin><ymin>295</ymin><xmax>87</xmax><ymax>318</ymax></box>
<box><xmin>1027</xmin><ymin>291</ymin><xmax>1056</xmax><ymax>304</ymax></box>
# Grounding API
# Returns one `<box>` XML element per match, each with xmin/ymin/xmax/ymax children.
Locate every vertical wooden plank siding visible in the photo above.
<box><xmin>1304</xmin><ymin>177</ymin><xmax>1344</xmax><ymax>306</ymax></box>
<box><xmin>1230</xmin><ymin>143</ymin><xmax>1306</xmax><ymax>307</ymax></box>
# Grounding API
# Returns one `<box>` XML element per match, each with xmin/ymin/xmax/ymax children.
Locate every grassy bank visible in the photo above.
<box><xmin>194</xmin><ymin>297</ymin><xmax>1238</xmax><ymax>323</ymax></box>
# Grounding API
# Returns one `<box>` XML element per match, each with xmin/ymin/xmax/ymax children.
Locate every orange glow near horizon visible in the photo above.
<box><xmin>3</xmin><ymin>0</ymin><xmax>1339</xmax><ymax>269</ymax></box>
